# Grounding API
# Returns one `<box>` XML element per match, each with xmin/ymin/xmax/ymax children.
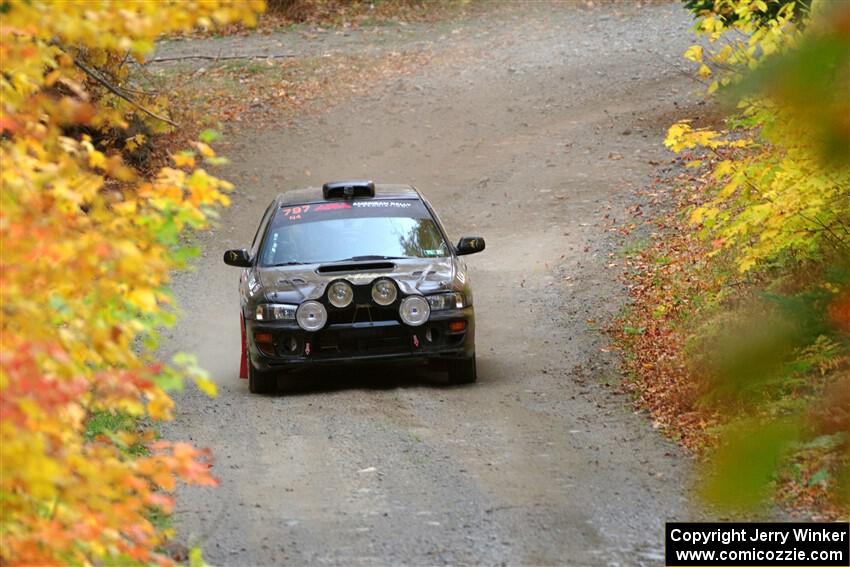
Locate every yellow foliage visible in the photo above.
<box><xmin>195</xmin><ymin>377</ymin><xmax>219</xmax><ymax>398</ymax></box>
<box><xmin>666</xmin><ymin>0</ymin><xmax>850</xmax><ymax>273</ymax></box>
<box><xmin>0</xmin><ymin>1</ymin><xmax>263</xmax><ymax>565</ymax></box>
<box><xmin>684</xmin><ymin>44</ymin><xmax>704</xmax><ymax>62</ymax></box>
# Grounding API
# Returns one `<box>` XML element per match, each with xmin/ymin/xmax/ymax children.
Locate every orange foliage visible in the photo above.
<box><xmin>0</xmin><ymin>1</ymin><xmax>263</xmax><ymax>564</ymax></box>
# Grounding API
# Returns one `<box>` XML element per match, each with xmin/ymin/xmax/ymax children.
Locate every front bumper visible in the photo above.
<box><xmin>246</xmin><ymin>306</ymin><xmax>475</xmax><ymax>371</ymax></box>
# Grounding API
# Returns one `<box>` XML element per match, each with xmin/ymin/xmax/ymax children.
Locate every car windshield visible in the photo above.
<box><xmin>259</xmin><ymin>200</ymin><xmax>449</xmax><ymax>266</ymax></box>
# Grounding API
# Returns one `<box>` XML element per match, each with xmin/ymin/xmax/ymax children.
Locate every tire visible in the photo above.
<box><xmin>248</xmin><ymin>358</ymin><xmax>277</xmax><ymax>394</ymax></box>
<box><xmin>448</xmin><ymin>354</ymin><xmax>477</xmax><ymax>384</ymax></box>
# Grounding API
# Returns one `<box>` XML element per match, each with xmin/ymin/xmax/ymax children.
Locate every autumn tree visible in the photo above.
<box><xmin>666</xmin><ymin>0</ymin><xmax>849</xmax><ymax>511</ymax></box>
<box><xmin>1</xmin><ymin>1</ymin><xmax>264</xmax><ymax>564</ymax></box>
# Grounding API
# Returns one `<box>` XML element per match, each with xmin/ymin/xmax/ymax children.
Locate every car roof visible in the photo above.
<box><xmin>276</xmin><ymin>183</ymin><xmax>420</xmax><ymax>206</ymax></box>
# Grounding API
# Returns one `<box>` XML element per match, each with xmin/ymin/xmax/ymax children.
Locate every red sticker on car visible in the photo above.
<box><xmin>315</xmin><ymin>202</ymin><xmax>352</xmax><ymax>212</ymax></box>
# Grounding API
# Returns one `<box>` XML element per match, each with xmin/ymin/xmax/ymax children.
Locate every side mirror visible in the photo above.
<box><xmin>456</xmin><ymin>236</ymin><xmax>485</xmax><ymax>256</ymax></box>
<box><xmin>223</xmin><ymin>249</ymin><xmax>252</xmax><ymax>267</ymax></box>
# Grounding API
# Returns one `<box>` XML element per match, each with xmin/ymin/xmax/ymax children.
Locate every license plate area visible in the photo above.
<box><xmin>317</xmin><ymin>322</ymin><xmax>409</xmax><ymax>355</ymax></box>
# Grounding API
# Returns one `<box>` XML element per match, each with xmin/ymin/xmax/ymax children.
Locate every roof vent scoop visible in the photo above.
<box><xmin>322</xmin><ymin>180</ymin><xmax>375</xmax><ymax>199</ymax></box>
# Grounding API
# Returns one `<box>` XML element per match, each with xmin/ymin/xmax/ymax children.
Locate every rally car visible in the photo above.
<box><xmin>223</xmin><ymin>180</ymin><xmax>485</xmax><ymax>393</ymax></box>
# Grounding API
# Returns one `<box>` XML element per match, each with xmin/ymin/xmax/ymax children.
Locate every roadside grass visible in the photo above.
<box><xmin>84</xmin><ymin>410</ymin><xmax>137</xmax><ymax>441</ymax></box>
<box><xmin>146</xmin><ymin>505</ymin><xmax>173</xmax><ymax>534</ymax></box>
<box><xmin>84</xmin><ymin>411</ymin><xmax>150</xmax><ymax>456</ymax></box>
<box><xmin>84</xmin><ymin>411</ymin><xmax>159</xmax><ymax>462</ymax></box>
<box><xmin>616</xmin><ymin>236</ymin><xmax>649</xmax><ymax>259</ymax></box>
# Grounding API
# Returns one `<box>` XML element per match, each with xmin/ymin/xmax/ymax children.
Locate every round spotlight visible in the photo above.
<box><xmin>371</xmin><ymin>278</ymin><xmax>398</xmax><ymax>306</ymax></box>
<box><xmin>296</xmin><ymin>300</ymin><xmax>327</xmax><ymax>332</ymax></box>
<box><xmin>399</xmin><ymin>295</ymin><xmax>430</xmax><ymax>326</ymax></box>
<box><xmin>327</xmin><ymin>280</ymin><xmax>354</xmax><ymax>308</ymax></box>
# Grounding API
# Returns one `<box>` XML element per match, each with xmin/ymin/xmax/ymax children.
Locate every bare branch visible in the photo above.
<box><xmin>73</xmin><ymin>57</ymin><xmax>179</xmax><ymax>127</ymax></box>
<box><xmin>145</xmin><ymin>53</ymin><xmax>295</xmax><ymax>63</ymax></box>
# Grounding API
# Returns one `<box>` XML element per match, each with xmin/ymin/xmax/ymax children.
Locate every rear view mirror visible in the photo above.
<box><xmin>223</xmin><ymin>249</ymin><xmax>252</xmax><ymax>267</ymax></box>
<box><xmin>456</xmin><ymin>236</ymin><xmax>485</xmax><ymax>256</ymax></box>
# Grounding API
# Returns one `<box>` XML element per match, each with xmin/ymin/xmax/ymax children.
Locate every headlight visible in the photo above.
<box><xmin>371</xmin><ymin>278</ymin><xmax>398</xmax><ymax>306</ymax></box>
<box><xmin>255</xmin><ymin>303</ymin><xmax>297</xmax><ymax>321</ymax></box>
<box><xmin>399</xmin><ymin>295</ymin><xmax>430</xmax><ymax>326</ymax></box>
<box><xmin>327</xmin><ymin>280</ymin><xmax>354</xmax><ymax>308</ymax></box>
<box><xmin>427</xmin><ymin>292</ymin><xmax>465</xmax><ymax>311</ymax></box>
<box><xmin>296</xmin><ymin>300</ymin><xmax>327</xmax><ymax>331</ymax></box>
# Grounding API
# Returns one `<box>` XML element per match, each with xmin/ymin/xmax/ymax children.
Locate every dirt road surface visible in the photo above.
<box><xmin>162</xmin><ymin>3</ymin><xmax>706</xmax><ymax>564</ymax></box>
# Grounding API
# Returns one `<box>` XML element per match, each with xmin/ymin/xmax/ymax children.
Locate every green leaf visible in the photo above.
<box><xmin>199</xmin><ymin>129</ymin><xmax>221</xmax><ymax>143</ymax></box>
<box><xmin>807</xmin><ymin>468</ymin><xmax>829</xmax><ymax>487</ymax></box>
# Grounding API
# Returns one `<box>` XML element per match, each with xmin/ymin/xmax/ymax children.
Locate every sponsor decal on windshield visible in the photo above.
<box><xmin>276</xmin><ymin>199</ymin><xmax>422</xmax><ymax>224</ymax></box>
<box><xmin>352</xmin><ymin>201</ymin><xmax>413</xmax><ymax>208</ymax></box>
<box><xmin>281</xmin><ymin>202</ymin><xmax>353</xmax><ymax>221</ymax></box>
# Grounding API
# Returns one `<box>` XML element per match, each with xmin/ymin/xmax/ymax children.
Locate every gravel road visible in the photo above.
<box><xmin>162</xmin><ymin>3</ymin><xmax>707</xmax><ymax>565</ymax></box>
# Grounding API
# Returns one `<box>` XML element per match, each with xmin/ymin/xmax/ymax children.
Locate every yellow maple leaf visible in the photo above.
<box><xmin>194</xmin><ymin>377</ymin><xmax>218</xmax><ymax>398</ymax></box>
<box><xmin>194</xmin><ymin>141</ymin><xmax>215</xmax><ymax>158</ymax></box>
<box><xmin>128</xmin><ymin>289</ymin><xmax>158</xmax><ymax>312</ymax></box>
<box><xmin>173</xmin><ymin>152</ymin><xmax>196</xmax><ymax>168</ymax></box>
<box><xmin>684</xmin><ymin>45</ymin><xmax>704</xmax><ymax>62</ymax></box>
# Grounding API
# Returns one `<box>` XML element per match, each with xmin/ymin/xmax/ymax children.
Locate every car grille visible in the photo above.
<box><xmin>326</xmin><ymin>304</ymin><xmax>398</xmax><ymax>325</ymax></box>
<box><xmin>314</xmin><ymin>322</ymin><xmax>409</xmax><ymax>356</ymax></box>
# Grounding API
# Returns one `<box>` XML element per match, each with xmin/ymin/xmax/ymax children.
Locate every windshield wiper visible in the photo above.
<box><xmin>268</xmin><ymin>261</ymin><xmax>304</xmax><ymax>267</ymax></box>
<box><xmin>331</xmin><ymin>255</ymin><xmax>410</xmax><ymax>262</ymax></box>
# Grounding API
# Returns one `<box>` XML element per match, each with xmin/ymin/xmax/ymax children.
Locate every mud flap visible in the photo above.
<box><xmin>239</xmin><ymin>311</ymin><xmax>248</xmax><ymax>379</ymax></box>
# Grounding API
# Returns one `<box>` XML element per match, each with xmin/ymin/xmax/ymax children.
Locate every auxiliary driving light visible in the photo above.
<box><xmin>296</xmin><ymin>300</ymin><xmax>327</xmax><ymax>332</ymax></box>
<box><xmin>371</xmin><ymin>278</ymin><xmax>398</xmax><ymax>306</ymax></box>
<box><xmin>399</xmin><ymin>295</ymin><xmax>430</xmax><ymax>326</ymax></box>
<box><xmin>328</xmin><ymin>280</ymin><xmax>354</xmax><ymax>308</ymax></box>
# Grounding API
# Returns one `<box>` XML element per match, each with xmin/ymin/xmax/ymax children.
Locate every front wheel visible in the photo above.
<box><xmin>448</xmin><ymin>354</ymin><xmax>477</xmax><ymax>384</ymax></box>
<box><xmin>248</xmin><ymin>359</ymin><xmax>277</xmax><ymax>394</ymax></box>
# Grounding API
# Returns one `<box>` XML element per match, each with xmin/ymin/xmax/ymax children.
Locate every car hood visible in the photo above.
<box><xmin>256</xmin><ymin>257</ymin><xmax>459</xmax><ymax>304</ymax></box>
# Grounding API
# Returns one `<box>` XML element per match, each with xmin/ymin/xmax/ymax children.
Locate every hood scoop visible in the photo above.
<box><xmin>317</xmin><ymin>261</ymin><xmax>394</xmax><ymax>274</ymax></box>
